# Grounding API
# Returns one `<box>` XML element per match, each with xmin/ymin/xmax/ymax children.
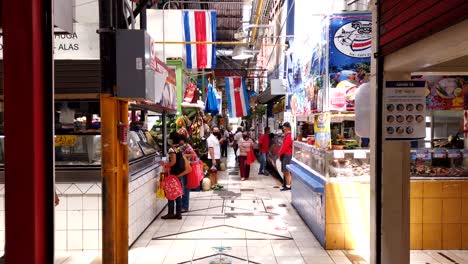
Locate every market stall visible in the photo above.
<box><xmin>406</xmin><ymin>75</ymin><xmax>468</xmax><ymax>250</ymax></box>
<box><xmin>286</xmin><ymin>12</ymin><xmax>372</xmax><ymax>250</ymax></box>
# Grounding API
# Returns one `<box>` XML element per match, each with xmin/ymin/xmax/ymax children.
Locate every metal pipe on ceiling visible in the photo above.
<box><xmin>153</xmin><ymin>40</ymin><xmax>287</xmax><ymax>46</ymax></box>
<box><xmin>249</xmin><ymin>0</ymin><xmax>264</xmax><ymax>46</ymax></box>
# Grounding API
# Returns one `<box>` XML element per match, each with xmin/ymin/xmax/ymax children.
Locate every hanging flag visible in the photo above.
<box><xmin>225</xmin><ymin>77</ymin><xmax>250</xmax><ymax>117</ymax></box>
<box><xmin>183</xmin><ymin>10</ymin><xmax>217</xmax><ymax>69</ymax></box>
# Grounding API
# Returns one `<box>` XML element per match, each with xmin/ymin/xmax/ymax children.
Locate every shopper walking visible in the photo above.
<box><xmin>221</xmin><ymin>128</ymin><xmax>229</xmax><ymax>158</ymax></box>
<box><xmin>178</xmin><ymin>134</ymin><xmax>197</xmax><ymax>212</ymax></box>
<box><xmin>233</xmin><ymin>127</ymin><xmax>243</xmax><ymax>162</ymax></box>
<box><xmin>278</xmin><ymin>122</ymin><xmax>293</xmax><ymax>191</ymax></box>
<box><xmin>207</xmin><ymin>127</ymin><xmax>223</xmax><ymax>189</ymax></box>
<box><xmin>258</xmin><ymin>127</ymin><xmax>270</xmax><ymax>175</ymax></box>
<box><xmin>161</xmin><ymin>133</ymin><xmax>192</xmax><ymax>220</ymax></box>
<box><xmin>238</xmin><ymin>132</ymin><xmax>255</xmax><ymax>181</ymax></box>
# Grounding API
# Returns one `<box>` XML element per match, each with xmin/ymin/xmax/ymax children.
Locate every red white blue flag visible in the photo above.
<box><xmin>225</xmin><ymin>77</ymin><xmax>250</xmax><ymax>117</ymax></box>
<box><xmin>183</xmin><ymin>10</ymin><xmax>217</xmax><ymax>69</ymax></box>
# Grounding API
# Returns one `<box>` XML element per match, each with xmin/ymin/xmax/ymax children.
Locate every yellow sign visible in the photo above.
<box><xmin>55</xmin><ymin>135</ymin><xmax>77</xmax><ymax>147</ymax></box>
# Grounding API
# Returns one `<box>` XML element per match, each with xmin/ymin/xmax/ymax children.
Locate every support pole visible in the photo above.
<box><xmin>101</xmin><ymin>96</ymin><xmax>129</xmax><ymax>263</ymax></box>
<box><xmin>3</xmin><ymin>0</ymin><xmax>55</xmax><ymax>263</ymax></box>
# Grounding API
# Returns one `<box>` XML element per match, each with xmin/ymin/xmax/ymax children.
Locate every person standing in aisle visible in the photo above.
<box><xmin>238</xmin><ymin>132</ymin><xmax>255</xmax><ymax>181</ymax></box>
<box><xmin>258</xmin><ymin>127</ymin><xmax>270</xmax><ymax>175</ymax></box>
<box><xmin>161</xmin><ymin>133</ymin><xmax>192</xmax><ymax>219</ymax></box>
<box><xmin>178</xmin><ymin>134</ymin><xmax>197</xmax><ymax>213</ymax></box>
<box><xmin>207</xmin><ymin>127</ymin><xmax>223</xmax><ymax>189</ymax></box>
<box><xmin>221</xmin><ymin>127</ymin><xmax>230</xmax><ymax>158</ymax></box>
<box><xmin>278</xmin><ymin>122</ymin><xmax>293</xmax><ymax>191</ymax></box>
<box><xmin>233</xmin><ymin>127</ymin><xmax>243</xmax><ymax>163</ymax></box>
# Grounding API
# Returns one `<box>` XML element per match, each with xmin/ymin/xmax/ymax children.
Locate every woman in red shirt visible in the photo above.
<box><xmin>258</xmin><ymin>127</ymin><xmax>270</xmax><ymax>175</ymax></box>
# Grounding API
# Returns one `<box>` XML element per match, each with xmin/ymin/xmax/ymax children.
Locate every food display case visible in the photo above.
<box><xmin>0</xmin><ymin>130</ymin><xmax>162</xmax><ymax>183</ymax></box>
<box><xmin>293</xmin><ymin>141</ymin><xmax>370</xmax><ymax>181</ymax></box>
<box><xmin>288</xmin><ymin>141</ymin><xmax>370</xmax><ymax>250</ymax></box>
<box><xmin>410</xmin><ymin>149</ymin><xmax>468</xmax><ymax>179</ymax></box>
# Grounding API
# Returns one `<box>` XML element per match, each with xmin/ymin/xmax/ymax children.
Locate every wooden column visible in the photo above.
<box><xmin>101</xmin><ymin>96</ymin><xmax>129</xmax><ymax>263</ymax></box>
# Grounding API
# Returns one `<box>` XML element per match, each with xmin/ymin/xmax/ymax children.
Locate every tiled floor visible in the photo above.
<box><xmin>54</xmin><ymin>150</ymin><xmax>468</xmax><ymax>264</ymax></box>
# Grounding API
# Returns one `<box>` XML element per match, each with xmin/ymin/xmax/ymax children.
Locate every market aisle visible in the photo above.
<box><xmin>54</xmin><ymin>149</ymin><xmax>468</xmax><ymax>264</ymax></box>
<box><xmin>127</xmin><ymin>151</ymin><xmax>339</xmax><ymax>264</ymax></box>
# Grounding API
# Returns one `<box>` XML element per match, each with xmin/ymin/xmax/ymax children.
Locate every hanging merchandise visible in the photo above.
<box><xmin>224</xmin><ymin>77</ymin><xmax>250</xmax><ymax>117</ymax></box>
<box><xmin>205</xmin><ymin>83</ymin><xmax>219</xmax><ymax>115</ymax></box>
<box><xmin>184</xmin><ymin>82</ymin><xmax>199</xmax><ymax>103</ymax></box>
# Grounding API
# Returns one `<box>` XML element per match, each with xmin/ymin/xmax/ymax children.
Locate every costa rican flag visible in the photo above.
<box><xmin>183</xmin><ymin>10</ymin><xmax>217</xmax><ymax>69</ymax></box>
<box><xmin>225</xmin><ymin>77</ymin><xmax>250</xmax><ymax>118</ymax></box>
<box><xmin>351</xmin><ymin>38</ymin><xmax>371</xmax><ymax>51</ymax></box>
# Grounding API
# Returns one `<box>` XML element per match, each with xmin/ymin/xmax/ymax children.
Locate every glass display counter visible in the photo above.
<box><xmin>288</xmin><ymin>141</ymin><xmax>370</xmax><ymax>250</ymax></box>
<box><xmin>293</xmin><ymin>141</ymin><xmax>370</xmax><ymax>182</ymax></box>
<box><xmin>0</xmin><ymin>131</ymin><xmax>162</xmax><ymax>183</ymax></box>
<box><xmin>410</xmin><ymin>148</ymin><xmax>468</xmax><ymax>179</ymax></box>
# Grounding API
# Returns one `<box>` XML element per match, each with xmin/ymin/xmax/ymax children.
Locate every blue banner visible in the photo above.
<box><xmin>328</xmin><ymin>14</ymin><xmax>372</xmax><ymax>111</ymax></box>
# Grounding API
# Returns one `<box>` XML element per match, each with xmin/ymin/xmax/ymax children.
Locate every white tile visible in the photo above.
<box><xmin>55</xmin><ymin>230</ymin><xmax>67</xmax><ymax>250</ymax></box>
<box><xmin>67</xmin><ymin>230</ymin><xmax>83</xmax><ymax>250</ymax></box>
<box><xmin>76</xmin><ymin>183</ymin><xmax>93</xmax><ymax>193</ymax></box>
<box><xmin>276</xmin><ymin>256</ymin><xmax>305</xmax><ymax>264</ymax></box>
<box><xmin>64</xmin><ymin>184</ymin><xmax>83</xmax><ymax>195</ymax></box>
<box><xmin>86</xmin><ymin>184</ymin><xmax>101</xmax><ymax>195</ymax></box>
<box><xmin>83</xmin><ymin>210</ymin><xmax>99</xmax><ymax>230</ymax></box>
<box><xmin>83</xmin><ymin>196</ymin><xmax>99</xmax><ymax>210</ymax></box>
<box><xmin>56</xmin><ymin>183</ymin><xmax>71</xmax><ymax>194</ymax></box>
<box><xmin>55</xmin><ymin>210</ymin><xmax>67</xmax><ymax>230</ymax></box>
<box><xmin>83</xmin><ymin>230</ymin><xmax>99</xmax><ymax>250</ymax></box>
<box><xmin>67</xmin><ymin>210</ymin><xmax>83</xmax><ymax>230</ymax></box>
<box><xmin>67</xmin><ymin>196</ymin><xmax>83</xmax><ymax>211</ymax></box>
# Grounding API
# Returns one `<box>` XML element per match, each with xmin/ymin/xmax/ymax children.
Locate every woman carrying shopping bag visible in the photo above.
<box><xmin>160</xmin><ymin>133</ymin><xmax>192</xmax><ymax>220</ymax></box>
<box><xmin>238</xmin><ymin>132</ymin><xmax>255</xmax><ymax>181</ymax></box>
<box><xmin>178</xmin><ymin>134</ymin><xmax>199</xmax><ymax>212</ymax></box>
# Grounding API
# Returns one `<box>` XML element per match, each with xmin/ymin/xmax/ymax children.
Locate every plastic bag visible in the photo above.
<box><xmin>156</xmin><ymin>172</ymin><xmax>166</xmax><ymax>199</ymax></box>
<box><xmin>187</xmin><ymin>160</ymin><xmax>204</xmax><ymax>189</ymax></box>
<box><xmin>246</xmin><ymin>147</ymin><xmax>256</xmax><ymax>165</ymax></box>
<box><xmin>163</xmin><ymin>175</ymin><xmax>183</xmax><ymax>200</ymax></box>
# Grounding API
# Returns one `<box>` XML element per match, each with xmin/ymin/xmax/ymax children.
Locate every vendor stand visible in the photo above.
<box><xmin>285</xmin><ymin>13</ymin><xmax>372</xmax><ymax>250</ymax></box>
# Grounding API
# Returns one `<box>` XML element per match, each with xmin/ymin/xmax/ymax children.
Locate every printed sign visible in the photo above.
<box><xmin>314</xmin><ymin>113</ymin><xmax>331</xmax><ymax>149</ymax></box>
<box><xmin>328</xmin><ymin>14</ymin><xmax>372</xmax><ymax>111</ymax></box>
<box><xmin>384</xmin><ymin>81</ymin><xmax>427</xmax><ymax>140</ymax></box>
<box><xmin>0</xmin><ymin>23</ymin><xmax>99</xmax><ymax>60</ymax></box>
<box><xmin>333</xmin><ymin>20</ymin><xmax>372</xmax><ymax>58</ymax></box>
<box><xmin>447</xmin><ymin>149</ymin><xmax>462</xmax><ymax>158</ymax></box>
<box><xmin>433</xmin><ymin>149</ymin><xmax>447</xmax><ymax>159</ymax></box>
<box><xmin>411</xmin><ymin>75</ymin><xmax>467</xmax><ymax>110</ymax></box>
<box><xmin>55</xmin><ymin>135</ymin><xmax>77</xmax><ymax>147</ymax></box>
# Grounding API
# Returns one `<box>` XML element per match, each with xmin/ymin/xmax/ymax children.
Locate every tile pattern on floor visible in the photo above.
<box><xmin>54</xmin><ymin>149</ymin><xmax>468</xmax><ymax>264</ymax></box>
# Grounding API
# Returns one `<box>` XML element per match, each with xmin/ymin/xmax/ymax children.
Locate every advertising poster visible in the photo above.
<box><xmin>328</xmin><ymin>14</ymin><xmax>372</xmax><ymax>111</ymax></box>
<box><xmin>151</xmin><ymin>56</ymin><xmax>177</xmax><ymax>110</ymax></box>
<box><xmin>411</xmin><ymin>75</ymin><xmax>468</xmax><ymax>110</ymax></box>
<box><xmin>314</xmin><ymin>113</ymin><xmax>331</xmax><ymax>149</ymax></box>
<box><xmin>384</xmin><ymin>81</ymin><xmax>427</xmax><ymax>140</ymax></box>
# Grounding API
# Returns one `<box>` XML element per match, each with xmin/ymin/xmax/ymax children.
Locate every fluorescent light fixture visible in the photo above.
<box><xmin>232</xmin><ymin>46</ymin><xmax>254</xmax><ymax>60</ymax></box>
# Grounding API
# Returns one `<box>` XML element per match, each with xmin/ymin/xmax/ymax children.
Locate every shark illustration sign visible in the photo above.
<box><xmin>334</xmin><ymin>20</ymin><xmax>372</xmax><ymax>58</ymax></box>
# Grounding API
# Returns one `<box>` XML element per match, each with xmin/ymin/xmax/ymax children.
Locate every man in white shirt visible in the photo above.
<box><xmin>233</xmin><ymin>127</ymin><xmax>243</xmax><ymax>162</ymax></box>
<box><xmin>207</xmin><ymin>127</ymin><xmax>222</xmax><ymax>189</ymax></box>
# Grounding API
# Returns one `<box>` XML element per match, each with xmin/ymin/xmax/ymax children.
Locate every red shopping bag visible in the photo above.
<box><xmin>187</xmin><ymin>160</ymin><xmax>204</xmax><ymax>189</ymax></box>
<box><xmin>163</xmin><ymin>175</ymin><xmax>183</xmax><ymax>200</ymax></box>
<box><xmin>246</xmin><ymin>147</ymin><xmax>256</xmax><ymax>165</ymax></box>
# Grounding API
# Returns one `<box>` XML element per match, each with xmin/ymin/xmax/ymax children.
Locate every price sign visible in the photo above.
<box><xmin>448</xmin><ymin>149</ymin><xmax>462</xmax><ymax>158</ymax></box>
<box><xmin>55</xmin><ymin>135</ymin><xmax>77</xmax><ymax>147</ymax></box>
<box><xmin>464</xmin><ymin>149</ymin><xmax>468</xmax><ymax>158</ymax></box>
<box><xmin>333</xmin><ymin>150</ymin><xmax>345</xmax><ymax>159</ymax></box>
<box><xmin>354</xmin><ymin>150</ymin><xmax>367</xmax><ymax>159</ymax></box>
<box><xmin>415</xmin><ymin>149</ymin><xmax>431</xmax><ymax>160</ymax></box>
<box><xmin>433</xmin><ymin>149</ymin><xmax>447</xmax><ymax>159</ymax></box>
